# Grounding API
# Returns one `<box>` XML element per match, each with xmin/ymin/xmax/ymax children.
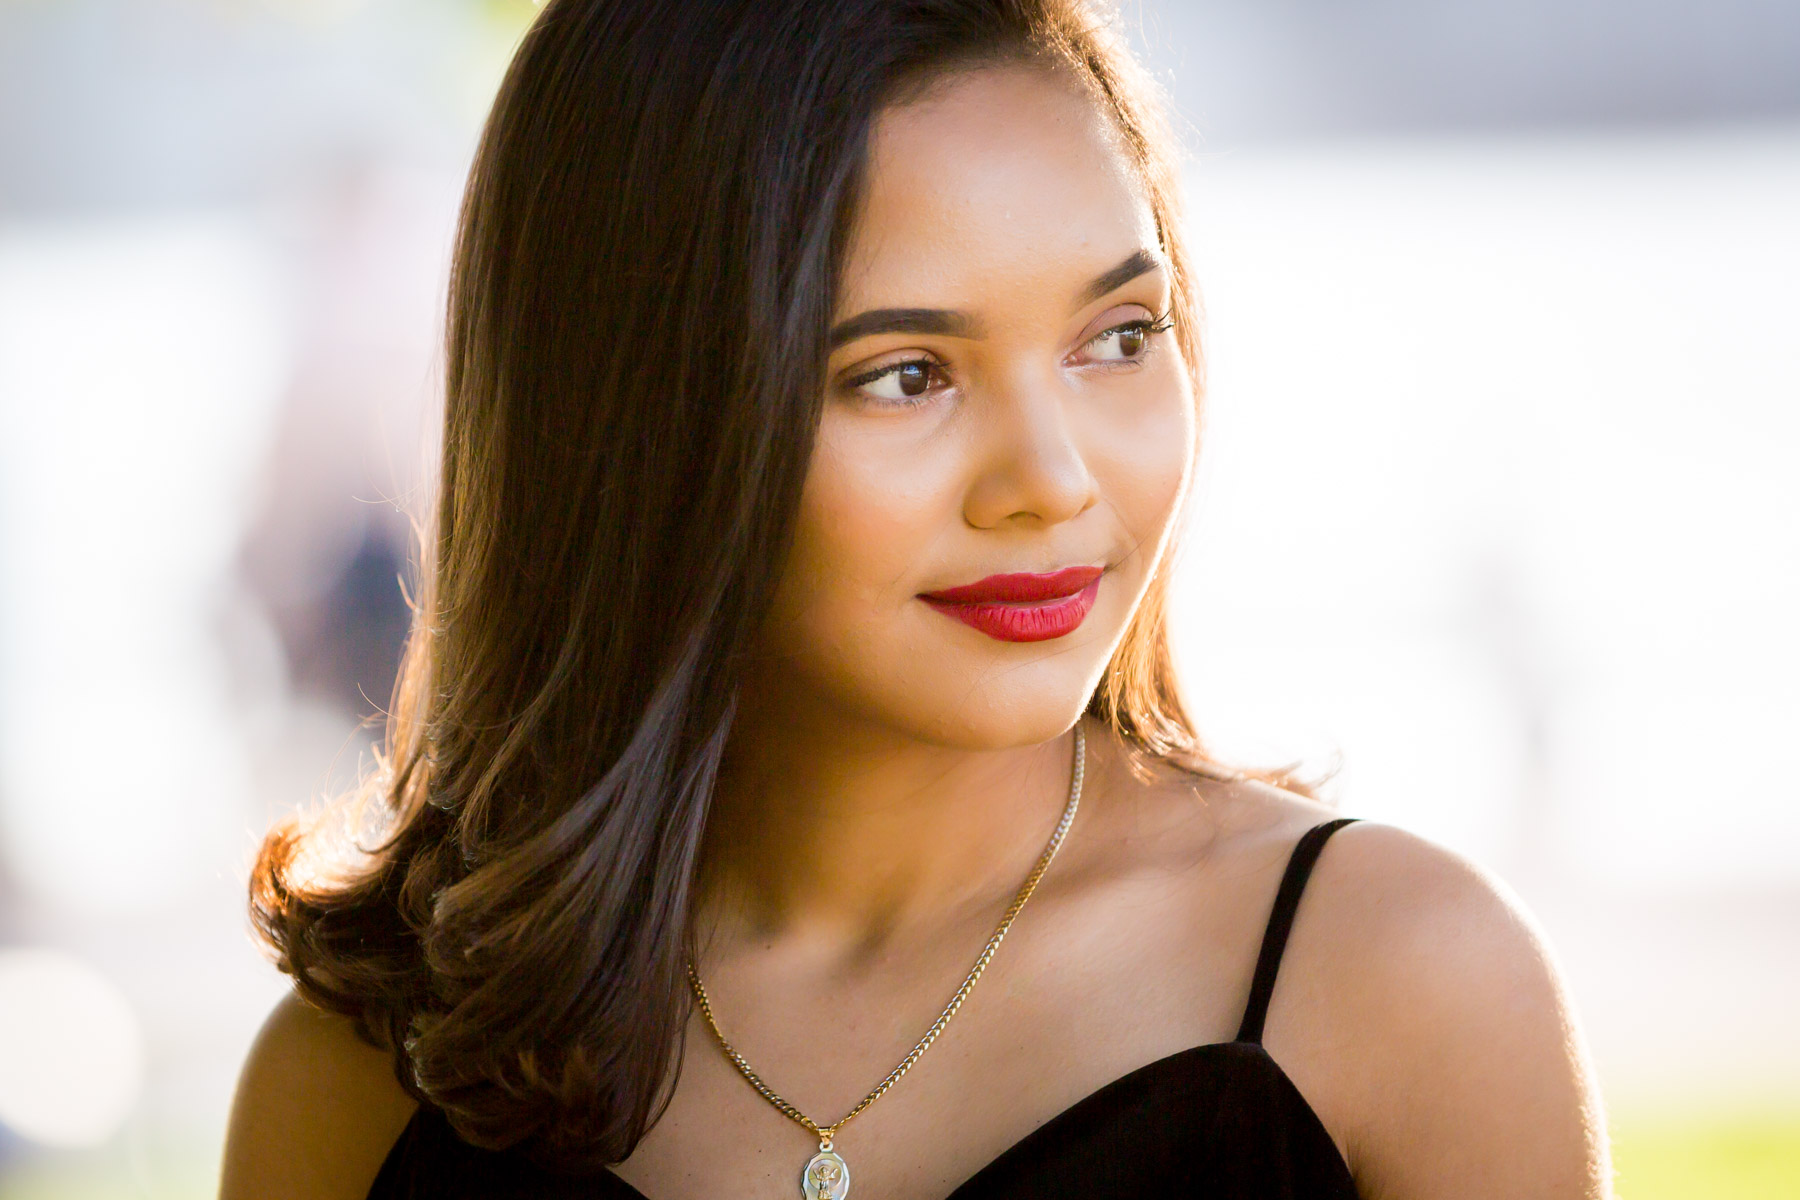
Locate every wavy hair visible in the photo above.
<box><xmin>249</xmin><ymin>0</ymin><xmax>1290</xmax><ymax>1171</ymax></box>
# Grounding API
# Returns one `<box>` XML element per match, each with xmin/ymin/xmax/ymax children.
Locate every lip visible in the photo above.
<box><xmin>919</xmin><ymin>565</ymin><xmax>1104</xmax><ymax>643</ymax></box>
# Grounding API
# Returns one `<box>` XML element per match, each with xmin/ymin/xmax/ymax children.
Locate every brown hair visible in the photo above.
<box><xmin>249</xmin><ymin>0</ymin><xmax>1291</xmax><ymax>1172</ymax></box>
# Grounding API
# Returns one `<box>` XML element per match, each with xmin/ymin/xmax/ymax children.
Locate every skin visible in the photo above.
<box><xmin>221</xmin><ymin>63</ymin><xmax>1611</xmax><ymax>1200</ymax></box>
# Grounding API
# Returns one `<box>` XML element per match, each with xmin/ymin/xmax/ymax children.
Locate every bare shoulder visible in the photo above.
<box><xmin>1267</xmin><ymin>820</ymin><xmax>1613</xmax><ymax>1199</ymax></box>
<box><xmin>1074</xmin><ymin>723</ymin><xmax>1345</xmax><ymax>870</ymax></box>
<box><xmin>220</xmin><ymin>989</ymin><xmax>419</xmax><ymax>1200</ymax></box>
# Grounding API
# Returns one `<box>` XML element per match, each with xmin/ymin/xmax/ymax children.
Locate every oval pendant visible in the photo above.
<box><xmin>802</xmin><ymin>1149</ymin><xmax>850</xmax><ymax>1200</ymax></box>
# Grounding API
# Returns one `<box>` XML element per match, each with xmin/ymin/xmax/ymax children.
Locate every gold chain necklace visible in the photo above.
<box><xmin>687</xmin><ymin>723</ymin><xmax>1086</xmax><ymax>1200</ymax></box>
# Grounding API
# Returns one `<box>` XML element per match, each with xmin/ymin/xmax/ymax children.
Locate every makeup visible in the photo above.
<box><xmin>919</xmin><ymin>565</ymin><xmax>1103</xmax><ymax>643</ymax></box>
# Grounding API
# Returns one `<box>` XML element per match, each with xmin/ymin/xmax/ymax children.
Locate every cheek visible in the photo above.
<box><xmin>767</xmin><ymin>416</ymin><xmax>961</xmax><ymax>650</ymax></box>
<box><xmin>1088</xmin><ymin>371</ymin><xmax>1196</xmax><ymax>553</ymax></box>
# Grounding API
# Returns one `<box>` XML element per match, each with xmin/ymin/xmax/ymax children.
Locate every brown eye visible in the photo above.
<box><xmin>848</xmin><ymin>357</ymin><xmax>944</xmax><ymax>405</ymax></box>
<box><xmin>1082</xmin><ymin>316</ymin><xmax>1168</xmax><ymax>366</ymax></box>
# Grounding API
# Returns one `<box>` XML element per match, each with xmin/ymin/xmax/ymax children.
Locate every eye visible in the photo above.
<box><xmin>1081</xmin><ymin>315</ymin><xmax>1171</xmax><ymax>364</ymax></box>
<box><xmin>844</xmin><ymin>357</ymin><xmax>946</xmax><ymax>406</ymax></box>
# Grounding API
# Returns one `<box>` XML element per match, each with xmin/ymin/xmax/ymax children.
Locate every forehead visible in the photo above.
<box><xmin>839</xmin><ymin>63</ymin><xmax>1159</xmax><ymax>315</ymax></box>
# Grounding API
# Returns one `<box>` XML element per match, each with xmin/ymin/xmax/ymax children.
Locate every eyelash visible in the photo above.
<box><xmin>841</xmin><ymin>310</ymin><xmax>1177</xmax><ymax>407</ymax></box>
<box><xmin>1088</xmin><ymin>310</ymin><xmax>1176</xmax><ymax>371</ymax></box>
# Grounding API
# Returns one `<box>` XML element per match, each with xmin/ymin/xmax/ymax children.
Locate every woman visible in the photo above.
<box><xmin>221</xmin><ymin>1</ymin><xmax>1611</xmax><ymax>1197</ymax></box>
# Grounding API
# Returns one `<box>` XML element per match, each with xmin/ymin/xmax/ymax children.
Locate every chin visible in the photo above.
<box><xmin>914</xmin><ymin>700</ymin><xmax>1084</xmax><ymax>751</ymax></box>
<box><xmin>867</xmin><ymin>644</ymin><xmax>1114</xmax><ymax>751</ymax></box>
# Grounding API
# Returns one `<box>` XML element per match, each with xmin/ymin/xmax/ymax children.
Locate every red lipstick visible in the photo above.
<box><xmin>919</xmin><ymin>565</ymin><xmax>1103</xmax><ymax>643</ymax></box>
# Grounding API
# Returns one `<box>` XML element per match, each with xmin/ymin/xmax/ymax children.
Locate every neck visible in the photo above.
<box><xmin>698</xmin><ymin>690</ymin><xmax>1083</xmax><ymax>953</ymax></box>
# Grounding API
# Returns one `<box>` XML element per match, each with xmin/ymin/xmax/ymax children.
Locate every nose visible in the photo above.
<box><xmin>960</xmin><ymin>370</ymin><xmax>1098</xmax><ymax>530</ymax></box>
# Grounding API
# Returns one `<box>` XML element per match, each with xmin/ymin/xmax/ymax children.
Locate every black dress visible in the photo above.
<box><xmin>368</xmin><ymin>818</ymin><xmax>1362</xmax><ymax>1199</ymax></box>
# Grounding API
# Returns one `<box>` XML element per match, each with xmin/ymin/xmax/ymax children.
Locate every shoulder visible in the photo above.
<box><xmin>221</xmin><ymin>989</ymin><xmax>420</xmax><ymax>1200</ymax></box>
<box><xmin>1268</xmin><ymin>820</ymin><xmax>1613</xmax><ymax>1199</ymax></box>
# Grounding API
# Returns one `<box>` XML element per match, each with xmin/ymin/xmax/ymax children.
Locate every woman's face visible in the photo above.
<box><xmin>752</xmin><ymin>62</ymin><xmax>1195</xmax><ymax>750</ymax></box>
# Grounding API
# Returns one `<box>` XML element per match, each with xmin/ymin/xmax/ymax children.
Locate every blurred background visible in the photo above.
<box><xmin>0</xmin><ymin>0</ymin><xmax>1793</xmax><ymax>1196</ymax></box>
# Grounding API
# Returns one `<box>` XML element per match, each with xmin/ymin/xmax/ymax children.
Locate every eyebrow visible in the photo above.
<box><xmin>827</xmin><ymin>248</ymin><xmax>1166</xmax><ymax>351</ymax></box>
<box><xmin>1074</xmin><ymin>248</ymin><xmax>1164</xmax><ymax>308</ymax></box>
<box><xmin>827</xmin><ymin>307</ymin><xmax>976</xmax><ymax>351</ymax></box>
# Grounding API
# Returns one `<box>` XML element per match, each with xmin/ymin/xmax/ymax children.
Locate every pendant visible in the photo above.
<box><xmin>802</xmin><ymin>1147</ymin><xmax>850</xmax><ymax>1200</ymax></box>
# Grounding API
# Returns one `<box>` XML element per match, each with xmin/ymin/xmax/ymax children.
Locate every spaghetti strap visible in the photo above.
<box><xmin>1235</xmin><ymin>817</ymin><xmax>1360</xmax><ymax>1044</ymax></box>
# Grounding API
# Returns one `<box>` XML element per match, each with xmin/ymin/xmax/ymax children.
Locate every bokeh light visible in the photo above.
<box><xmin>0</xmin><ymin>949</ymin><xmax>145</xmax><ymax>1149</ymax></box>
